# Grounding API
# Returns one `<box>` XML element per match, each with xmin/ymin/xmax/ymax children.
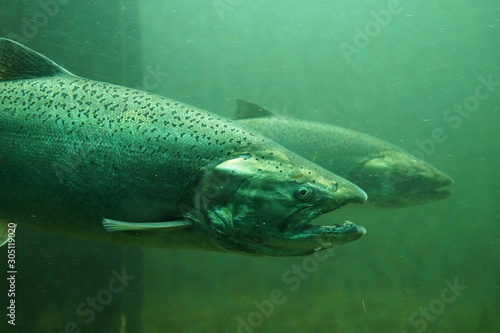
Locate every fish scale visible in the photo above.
<box><xmin>0</xmin><ymin>38</ymin><xmax>367</xmax><ymax>256</ymax></box>
<box><xmin>0</xmin><ymin>76</ymin><xmax>269</xmax><ymax>223</ymax></box>
<box><xmin>234</xmin><ymin>99</ymin><xmax>453</xmax><ymax>207</ymax></box>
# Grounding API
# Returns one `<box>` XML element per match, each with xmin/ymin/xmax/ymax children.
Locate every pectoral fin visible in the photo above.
<box><xmin>0</xmin><ymin>220</ymin><xmax>16</xmax><ymax>247</ymax></box>
<box><xmin>102</xmin><ymin>218</ymin><xmax>192</xmax><ymax>232</ymax></box>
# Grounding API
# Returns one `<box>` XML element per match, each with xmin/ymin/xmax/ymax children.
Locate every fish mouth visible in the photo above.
<box><xmin>398</xmin><ymin>173</ymin><xmax>453</xmax><ymax>206</ymax></box>
<box><xmin>298</xmin><ymin>220</ymin><xmax>366</xmax><ymax>250</ymax></box>
<box><xmin>422</xmin><ymin>185</ymin><xmax>452</xmax><ymax>200</ymax></box>
<box><xmin>374</xmin><ymin>183</ymin><xmax>452</xmax><ymax>207</ymax></box>
<box><xmin>365</xmin><ymin>167</ymin><xmax>453</xmax><ymax>207</ymax></box>
<box><xmin>277</xmin><ymin>206</ymin><xmax>366</xmax><ymax>255</ymax></box>
<box><xmin>429</xmin><ymin>173</ymin><xmax>453</xmax><ymax>197</ymax></box>
<box><xmin>287</xmin><ymin>184</ymin><xmax>368</xmax><ymax>252</ymax></box>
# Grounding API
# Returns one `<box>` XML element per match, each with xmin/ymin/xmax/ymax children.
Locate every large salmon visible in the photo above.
<box><xmin>234</xmin><ymin>99</ymin><xmax>453</xmax><ymax>207</ymax></box>
<box><xmin>0</xmin><ymin>39</ymin><xmax>367</xmax><ymax>256</ymax></box>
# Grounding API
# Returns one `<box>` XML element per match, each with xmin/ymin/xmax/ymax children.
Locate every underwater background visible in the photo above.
<box><xmin>1</xmin><ymin>0</ymin><xmax>499</xmax><ymax>332</ymax></box>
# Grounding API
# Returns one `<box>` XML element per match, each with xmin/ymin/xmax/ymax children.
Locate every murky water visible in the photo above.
<box><xmin>1</xmin><ymin>1</ymin><xmax>499</xmax><ymax>332</ymax></box>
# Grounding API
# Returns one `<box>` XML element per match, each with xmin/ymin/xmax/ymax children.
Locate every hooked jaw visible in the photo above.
<box><xmin>206</xmin><ymin>177</ymin><xmax>368</xmax><ymax>256</ymax></box>
<box><xmin>280</xmin><ymin>221</ymin><xmax>366</xmax><ymax>255</ymax></box>
<box><xmin>200</xmin><ymin>150</ymin><xmax>368</xmax><ymax>256</ymax></box>
<box><xmin>271</xmin><ymin>181</ymin><xmax>367</xmax><ymax>256</ymax></box>
<box><xmin>219</xmin><ymin>177</ymin><xmax>369</xmax><ymax>257</ymax></box>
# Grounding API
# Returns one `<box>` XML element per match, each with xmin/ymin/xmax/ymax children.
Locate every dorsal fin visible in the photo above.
<box><xmin>233</xmin><ymin>98</ymin><xmax>277</xmax><ymax>120</ymax></box>
<box><xmin>0</xmin><ymin>38</ymin><xmax>72</xmax><ymax>82</ymax></box>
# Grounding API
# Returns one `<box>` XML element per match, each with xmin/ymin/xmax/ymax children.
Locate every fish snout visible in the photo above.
<box><xmin>346</xmin><ymin>182</ymin><xmax>368</xmax><ymax>204</ymax></box>
<box><xmin>434</xmin><ymin>169</ymin><xmax>454</xmax><ymax>187</ymax></box>
<box><xmin>331</xmin><ymin>178</ymin><xmax>368</xmax><ymax>207</ymax></box>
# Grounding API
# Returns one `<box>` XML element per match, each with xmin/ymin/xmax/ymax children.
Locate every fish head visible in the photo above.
<box><xmin>355</xmin><ymin>150</ymin><xmax>453</xmax><ymax>207</ymax></box>
<box><xmin>196</xmin><ymin>146</ymin><xmax>367</xmax><ymax>256</ymax></box>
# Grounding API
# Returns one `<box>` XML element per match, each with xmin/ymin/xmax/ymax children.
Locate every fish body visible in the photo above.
<box><xmin>234</xmin><ymin>99</ymin><xmax>453</xmax><ymax>207</ymax></box>
<box><xmin>0</xmin><ymin>39</ymin><xmax>367</xmax><ymax>256</ymax></box>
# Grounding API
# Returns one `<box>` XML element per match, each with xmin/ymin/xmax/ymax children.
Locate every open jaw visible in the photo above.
<box><xmin>269</xmin><ymin>209</ymin><xmax>366</xmax><ymax>256</ymax></box>
<box><xmin>294</xmin><ymin>221</ymin><xmax>366</xmax><ymax>248</ymax></box>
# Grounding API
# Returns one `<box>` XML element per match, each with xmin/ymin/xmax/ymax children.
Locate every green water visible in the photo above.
<box><xmin>1</xmin><ymin>0</ymin><xmax>499</xmax><ymax>332</ymax></box>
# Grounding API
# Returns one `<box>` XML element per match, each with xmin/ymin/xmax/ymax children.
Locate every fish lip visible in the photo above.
<box><xmin>428</xmin><ymin>187</ymin><xmax>452</xmax><ymax>198</ymax></box>
<box><xmin>315</xmin><ymin>222</ymin><xmax>366</xmax><ymax>248</ymax></box>
<box><xmin>443</xmin><ymin>175</ymin><xmax>454</xmax><ymax>186</ymax></box>
<box><xmin>414</xmin><ymin>167</ymin><xmax>453</xmax><ymax>195</ymax></box>
<box><xmin>306</xmin><ymin>220</ymin><xmax>366</xmax><ymax>236</ymax></box>
<box><xmin>428</xmin><ymin>173</ymin><xmax>453</xmax><ymax>190</ymax></box>
<box><xmin>286</xmin><ymin>219</ymin><xmax>366</xmax><ymax>253</ymax></box>
<box><xmin>285</xmin><ymin>206</ymin><xmax>365</xmax><ymax>240</ymax></box>
<box><xmin>414</xmin><ymin>180</ymin><xmax>453</xmax><ymax>201</ymax></box>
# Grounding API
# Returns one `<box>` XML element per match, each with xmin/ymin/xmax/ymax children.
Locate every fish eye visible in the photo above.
<box><xmin>296</xmin><ymin>185</ymin><xmax>313</xmax><ymax>202</ymax></box>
